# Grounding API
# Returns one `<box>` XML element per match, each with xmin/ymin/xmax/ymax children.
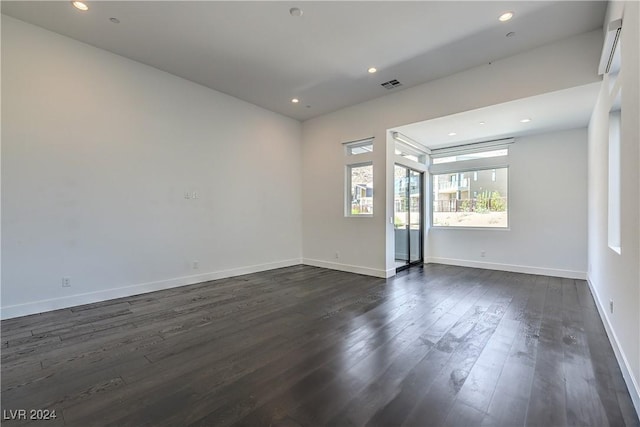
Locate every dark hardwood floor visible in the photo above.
<box><xmin>1</xmin><ymin>264</ymin><xmax>638</xmax><ymax>426</ymax></box>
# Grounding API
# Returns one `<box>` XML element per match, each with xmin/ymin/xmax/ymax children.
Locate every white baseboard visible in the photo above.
<box><xmin>586</xmin><ymin>277</ymin><xmax>640</xmax><ymax>417</ymax></box>
<box><xmin>0</xmin><ymin>258</ymin><xmax>302</xmax><ymax>320</ymax></box>
<box><xmin>302</xmin><ymin>258</ymin><xmax>391</xmax><ymax>278</ymax></box>
<box><xmin>426</xmin><ymin>257</ymin><xmax>587</xmax><ymax>280</ymax></box>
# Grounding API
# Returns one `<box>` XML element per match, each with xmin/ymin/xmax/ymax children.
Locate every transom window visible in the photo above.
<box><xmin>345</xmin><ymin>138</ymin><xmax>373</xmax><ymax>156</ymax></box>
<box><xmin>432</xmin><ymin>148</ymin><xmax>508</xmax><ymax>164</ymax></box>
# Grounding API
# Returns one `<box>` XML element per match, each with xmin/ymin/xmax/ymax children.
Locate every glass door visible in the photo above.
<box><xmin>409</xmin><ymin>169</ymin><xmax>423</xmax><ymax>264</ymax></box>
<box><xmin>394</xmin><ymin>165</ymin><xmax>423</xmax><ymax>271</ymax></box>
<box><xmin>394</xmin><ymin>165</ymin><xmax>410</xmax><ymax>269</ymax></box>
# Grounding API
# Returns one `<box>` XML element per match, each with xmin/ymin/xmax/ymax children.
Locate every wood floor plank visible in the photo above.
<box><xmin>187</xmin><ymin>279</ymin><xmax>443</xmax><ymax>426</ymax></box>
<box><xmin>1</xmin><ymin>265</ymin><xmax>637</xmax><ymax>427</ymax></box>
<box><xmin>561</xmin><ymin>290</ymin><xmax>612</xmax><ymax>427</ymax></box>
<box><xmin>525</xmin><ymin>287</ymin><xmax>567</xmax><ymax>426</ymax></box>
<box><xmin>64</xmin><ymin>270</ymin><xmax>427</xmax><ymax>426</ymax></box>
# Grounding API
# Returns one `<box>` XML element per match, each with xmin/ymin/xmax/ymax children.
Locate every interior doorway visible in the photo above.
<box><xmin>394</xmin><ymin>165</ymin><xmax>424</xmax><ymax>271</ymax></box>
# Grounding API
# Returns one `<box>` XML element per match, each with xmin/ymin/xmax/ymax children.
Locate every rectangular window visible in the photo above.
<box><xmin>432</xmin><ymin>167</ymin><xmax>508</xmax><ymax>228</ymax></box>
<box><xmin>393</xmin><ymin>132</ymin><xmax>428</xmax><ymax>164</ymax></box>
<box><xmin>347</xmin><ymin>163</ymin><xmax>373</xmax><ymax>216</ymax></box>
<box><xmin>608</xmin><ymin>101</ymin><xmax>621</xmax><ymax>253</ymax></box>
<box><xmin>394</xmin><ymin>143</ymin><xmax>427</xmax><ymax>164</ymax></box>
<box><xmin>432</xmin><ymin>148</ymin><xmax>508</xmax><ymax>164</ymax></box>
<box><xmin>395</xmin><ymin>149</ymin><xmax>426</xmax><ymax>163</ymax></box>
<box><xmin>345</xmin><ymin>139</ymin><xmax>373</xmax><ymax>155</ymax></box>
<box><xmin>344</xmin><ymin>137</ymin><xmax>374</xmax><ymax>217</ymax></box>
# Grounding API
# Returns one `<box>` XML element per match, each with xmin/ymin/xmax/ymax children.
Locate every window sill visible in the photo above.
<box><xmin>430</xmin><ymin>226</ymin><xmax>510</xmax><ymax>231</ymax></box>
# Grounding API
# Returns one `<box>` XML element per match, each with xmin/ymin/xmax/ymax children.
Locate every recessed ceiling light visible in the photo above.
<box><xmin>479</xmin><ymin>121</ymin><xmax>486</xmax><ymax>125</ymax></box>
<box><xmin>448</xmin><ymin>132</ymin><xmax>457</xmax><ymax>136</ymax></box>
<box><xmin>368</xmin><ymin>67</ymin><xmax>377</xmax><ymax>74</ymax></box>
<box><xmin>289</xmin><ymin>7</ymin><xmax>303</xmax><ymax>17</ymax></box>
<box><xmin>520</xmin><ymin>118</ymin><xmax>532</xmax><ymax>123</ymax></box>
<box><xmin>291</xmin><ymin>98</ymin><xmax>299</xmax><ymax>104</ymax></box>
<box><xmin>498</xmin><ymin>11</ymin><xmax>514</xmax><ymax>22</ymax></box>
<box><xmin>109</xmin><ymin>17</ymin><xmax>120</xmax><ymax>24</ymax></box>
<box><xmin>71</xmin><ymin>1</ymin><xmax>89</xmax><ymax>11</ymax></box>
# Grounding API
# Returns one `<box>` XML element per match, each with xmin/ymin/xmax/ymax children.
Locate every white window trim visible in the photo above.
<box><xmin>392</xmin><ymin>131</ymin><xmax>429</xmax><ymax>172</ymax></box>
<box><xmin>343</xmin><ymin>137</ymin><xmax>375</xmax><ymax>217</ymax></box>
<box><xmin>608</xmin><ymin>99</ymin><xmax>622</xmax><ymax>254</ymax></box>
<box><xmin>430</xmin><ymin>143</ymin><xmax>511</xmax><ymax>230</ymax></box>
<box><xmin>431</xmin><ymin>167</ymin><xmax>510</xmax><ymax>230</ymax></box>
<box><xmin>430</xmin><ymin>156</ymin><xmax>509</xmax><ymax>175</ymax></box>
<box><xmin>344</xmin><ymin>137</ymin><xmax>374</xmax><ymax>156</ymax></box>
<box><xmin>429</xmin><ymin>137</ymin><xmax>513</xmax><ymax>158</ymax></box>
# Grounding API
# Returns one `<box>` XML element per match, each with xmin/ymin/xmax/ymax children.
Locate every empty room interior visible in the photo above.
<box><xmin>1</xmin><ymin>1</ymin><xmax>639</xmax><ymax>426</ymax></box>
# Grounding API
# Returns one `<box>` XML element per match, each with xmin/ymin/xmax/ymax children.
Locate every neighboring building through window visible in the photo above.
<box><xmin>348</xmin><ymin>163</ymin><xmax>373</xmax><ymax>215</ymax></box>
<box><xmin>433</xmin><ymin>168</ymin><xmax>508</xmax><ymax>228</ymax></box>
<box><xmin>430</xmin><ymin>143</ymin><xmax>510</xmax><ymax>228</ymax></box>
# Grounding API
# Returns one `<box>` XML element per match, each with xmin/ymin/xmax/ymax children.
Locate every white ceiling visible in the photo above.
<box><xmin>2</xmin><ymin>1</ymin><xmax>606</xmax><ymax>121</ymax></box>
<box><xmin>392</xmin><ymin>82</ymin><xmax>602</xmax><ymax>149</ymax></box>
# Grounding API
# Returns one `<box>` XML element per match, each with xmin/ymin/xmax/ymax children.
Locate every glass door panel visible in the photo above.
<box><xmin>394</xmin><ymin>165</ymin><xmax>423</xmax><ymax>271</ymax></box>
<box><xmin>409</xmin><ymin>169</ymin><xmax>423</xmax><ymax>263</ymax></box>
<box><xmin>394</xmin><ymin>165</ymin><xmax>409</xmax><ymax>269</ymax></box>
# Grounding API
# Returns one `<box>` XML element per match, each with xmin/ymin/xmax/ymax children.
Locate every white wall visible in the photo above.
<box><xmin>1</xmin><ymin>16</ymin><xmax>303</xmax><ymax>318</ymax></box>
<box><xmin>428</xmin><ymin>128</ymin><xmax>587</xmax><ymax>278</ymax></box>
<box><xmin>587</xmin><ymin>1</ymin><xmax>640</xmax><ymax>412</ymax></box>
<box><xmin>302</xmin><ymin>29</ymin><xmax>602</xmax><ymax>277</ymax></box>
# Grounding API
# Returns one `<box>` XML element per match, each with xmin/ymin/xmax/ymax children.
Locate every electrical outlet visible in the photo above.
<box><xmin>192</xmin><ymin>261</ymin><xmax>199</xmax><ymax>270</ymax></box>
<box><xmin>609</xmin><ymin>299</ymin><xmax>614</xmax><ymax>314</ymax></box>
<box><xmin>62</xmin><ymin>277</ymin><xmax>71</xmax><ymax>287</ymax></box>
<box><xmin>480</xmin><ymin>251</ymin><xmax>486</xmax><ymax>258</ymax></box>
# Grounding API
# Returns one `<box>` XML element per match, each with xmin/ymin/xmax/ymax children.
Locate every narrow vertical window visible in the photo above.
<box><xmin>608</xmin><ymin>93</ymin><xmax>621</xmax><ymax>253</ymax></box>
<box><xmin>347</xmin><ymin>163</ymin><xmax>373</xmax><ymax>216</ymax></box>
<box><xmin>344</xmin><ymin>138</ymin><xmax>374</xmax><ymax>217</ymax></box>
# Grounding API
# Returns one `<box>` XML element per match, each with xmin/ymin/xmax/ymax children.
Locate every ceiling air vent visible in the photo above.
<box><xmin>381</xmin><ymin>79</ymin><xmax>402</xmax><ymax>90</ymax></box>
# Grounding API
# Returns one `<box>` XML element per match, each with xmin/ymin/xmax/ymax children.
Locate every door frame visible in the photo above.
<box><xmin>394</xmin><ymin>165</ymin><xmax>424</xmax><ymax>272</ymax></box>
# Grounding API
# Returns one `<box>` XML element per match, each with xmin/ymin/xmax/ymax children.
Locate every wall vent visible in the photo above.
<box><xmin>598</xmin><ymin>19</ymin><xmax>622</xmax><ymax>75</ymax></box>
<box><xmin>381</xmin><ymin>79</ymin><xmax>402</xmax><ymax>90</ymax></box>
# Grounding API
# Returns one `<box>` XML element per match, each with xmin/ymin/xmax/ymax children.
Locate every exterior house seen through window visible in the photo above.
<box><xmin>429</xmin><ymin>143</ymin><xmax>510</xmax><ymax>228</ymax></box>
<box><xmin>348</xmin><ymin>163</ymin><xmax>373</xmax><ymax>215</ymax></box>
<box><xmin>432</xmin><ymin>167</ymin><xmax>508</xmax><ymax>228</ymax></box>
